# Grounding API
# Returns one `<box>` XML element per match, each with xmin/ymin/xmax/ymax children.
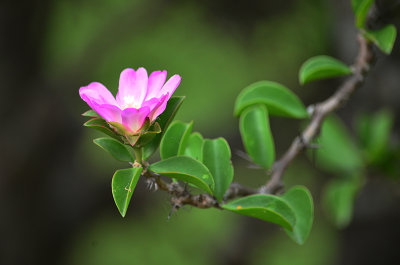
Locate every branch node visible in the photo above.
<box><xmin>306</xmin><ymin>105</ymin><xmax>315</xmax><ymax>116</ymax></box>
<box><xmin>145</xmin><ymin>178</ymin><xmax>158</xmax><ymax>191</ymax></box>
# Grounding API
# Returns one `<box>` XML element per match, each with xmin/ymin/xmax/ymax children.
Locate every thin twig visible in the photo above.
<box><xmin>143</xmin><ymin>169</ymin><xmax>258</xmax><ymax>209</ymax></box>
<box><xmin>143</xmin><ymin>170</ymin><xmax>220</xmax><ymax>208</ymax></box>
<box><xmin>259</xmin><ymin>34</ymin><xmax>374</xmax><ymax>194</ymax></box>
<box><xmin>143</xmin><ymin>33</ymin><xmax>375</xmax><ymax>210</ymax></box>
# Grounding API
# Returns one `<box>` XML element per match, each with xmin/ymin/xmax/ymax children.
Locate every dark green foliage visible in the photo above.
<box><xmin>94</xmin><ymin>137</ymin><xmax>134</xmax><ymax>162</ymax></box>
<box><xmin>351</xmin><ymin>0</ymin><xmax>375</xmax><ymax>28</ymax></box>
<box><xmin>112</xmin><ymin>167</ymin><xmax>143</xmax><ymax>217</ymax></box>
<box><xmin>299</xmin><ymin>55</ymin><xmax>351</xmax><ymax>85</ymax></box>
<box><xmin>143</xmin><ymin>96</ymin><xmax>185</xmax><ymax>159</ymax></box>
<box><xmin>322</xmin><ymin>176</ymin><xmax>362</xmax><ymax>228</ymax></box>
<box><xmin>183</xmin><ymin>132</ymin><xmax>205</xmax><ymax>161</ymax></box>
<box><xmin>240</xmin><ymin>105</ymin><xmax>275</xmax><ymax>169</ymax></box>
<box><xmin>222</xmin><ymin>194</ymin><xmax>296</xmax><ymax>231</ymax></box>
<box><xmin>84</xmin><ymin>118</ymin><xmax>122</xmax><ymax>142</ymax></box>
<box><xmin>150</xmin><ymin>156</ymin><xmax>214</xmax><ymax>194</ymax></box>
<box><xmin>365</xmin><ymin>25</ymin><xmax>397</xmax><ymax>54</ymax></box>
<box><xmin>315</xmin><ymin>115</ymin><xmax>364</xmax><ymax>174</ymax></box>
<box><xmin>281</xmin><ymin>186</ymin><xmax>314</xmax><ymax>245</ymax></box>
<box><xmin>203</xmin><ymin>138</ymin><xmax>234</xmax><ymax>202</ymax></box>
<box><xmin>235</xmin><ymin>81</ymin><xmax>308</xmax><ymax>119</ymax></box>
<box><xmin>160</xmin><ymin>121</ymin><xmax>193</xmax><ymax>160</ymax></box>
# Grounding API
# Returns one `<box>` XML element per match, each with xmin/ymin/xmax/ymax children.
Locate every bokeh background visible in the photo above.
<box><xmin>1</xmin><ymin>0</ymin><xmax>400</xmax><ymax>264</ymax></box>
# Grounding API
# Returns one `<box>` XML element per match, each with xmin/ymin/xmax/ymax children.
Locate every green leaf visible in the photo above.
<box><xmin>240</xmin><ymin>105</ymin><xmax>275</xmax><ymax>169</ymax></box>
<box><xmin>365</xmin><ymin>24</ymin><xmax>397</xmax><ymax>54</ymax></box>
<box><xmin>84</xmin><ymin>118</ymin><xmax>122</xmax><ymax>142</ymax></box>
<box><xmin>149</xmin><ymin>156</ymin><xmax>214</xmax><ymax>194</ymax></box>
<box><xmin>315</xmin><ymin>115</ymin><xmax>363</xmax><ymax>173</ymax></box>
<box><xmin>135</xmin><ymin>122</ymin><xmax>162</xmax><ymax>147</ymax></box>
<box><xmin>93</xmin><ymin>137</ymin><xmax>134</xmax><ymax>162</ymax></box>
<box><xmin>323</xmin><ymin>177</ymin><xmax>362</xmax><ymax>228</ymax></box>
<box><xmin>356</xmin><ymin>109</ymin><xmax>394</xmax><ymax>163</ymax></box>
<box><xmin>351</xmin><ymin>0</ymin><xmax>374</xmax><ymax>28</ymax></box>
<box><xmin>203</xmin><ymin>138</ymin><xmax>234</xmax><ymax>202</ymax></box>
<box><xmin>234</xmin><ymin>81</ymin><xmax>308</xmax><ymax>118</ymax></box>
<box><xmin>112</xmin><ymin>167</ymin><xmax>143</xmax><ymax>217</ymax></box>
<box><xmin>184</xmin><ymin>132</ymin><xmax>204</xmax><ymax>161</ymax></box>
<box><xmin>299</xmin><ymin>55</ymin><xmax>352</xmax><ymax>85</ymax></box>
<box><xmin>281</xmin><ymin>186</ymin><xmax>314</xmax><ymax>245</ymax></box>
<box><xmin>222</xmin><ymin>194</ymin><xmax>296</xmax><ymax>230</ymax></box>
<box><xmin>157</xmin><ymin>96</ymin><xmax>186</xmax><ymax>129</ymax></box>
<box><xmin>160</xmin><ymin>120</ymin><xmax>193</xmax><ymax>160</ymax></box>
<box><xmin>143</xmin><ymin>96</ymin><xmax>185</xmax><ymax>159</ymax></box>
<box><xmin>82</xmin><ymin>109</ymin><xmax>100</xmax><ymax>118</ymax></box>
<box><xmin>108</xmin><ymin>121</ymin><xmax>129</xmax><ymax>136</ymax></box>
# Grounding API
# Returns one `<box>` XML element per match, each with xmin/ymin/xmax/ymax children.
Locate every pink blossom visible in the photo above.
<box><xmin>80</xmin><ymin>67</ymin><xmax>181</xmax><ymax>135</ymax></box>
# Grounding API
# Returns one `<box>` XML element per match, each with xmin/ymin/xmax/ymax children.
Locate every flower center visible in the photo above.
<box><xmin>121</xmin><ymin>95</ymin><xmax>141</xmax><ymax>109</ymax></box>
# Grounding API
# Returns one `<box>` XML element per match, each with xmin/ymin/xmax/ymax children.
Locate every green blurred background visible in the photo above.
<box><xmin>1</xmin><ymin>0</ymin><xmax>400</xmax><ymax>264</ymax></box>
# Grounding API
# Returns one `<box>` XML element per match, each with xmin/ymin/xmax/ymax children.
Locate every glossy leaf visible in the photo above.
<box><xmin>356</xmin><ymin>109</ymin><xmax>394</xmax><ymax>163</ymax></box>
<box><xmin>157</xmin><ymin>96</ymin><xmax>186</xmax><ymax>129</ymax></box>
<box><xmin>107</xmin><ymin>121</ymin><xmax>129</xmax><ymax>136</ymax></box>
<box><xmin>93</xmin><ymin>137</ymin><xmax>134</xmax><ymax>162</ymax></box>
<box><xmin>82</xmin><ymin>109</ymin><xmax>100</xmax><ymax>118</ymax></box>
<box><xmin>234</xmin><ymin>81</ymin><xmax>308</xmax><ymax>118</ymax></box>
<box><xmin>143</xmin><ymin>96</ymin><xmax>185</xmax><ymax>160</ymax></box>
<box><xmin>351</xmin><ymin>0</ymin><xmax>374</xmax><ymax>28</ymax></box>
<box><xmin>299</xmin><ymin>55</ymin><xmax>352</xmax><ymax>85</ymax></box>
<box><xmin>281</xmin><ymin>186</ymin><xmax>314</xmax><ymax>245</ymax></box>
<box><xmin>315</xmin><ymin>115</ymin><xmax>363</xmax><ymax>173</ymax></box>
<box><xmin>184</xmin><ymin>132</ymin><xmax>204</xmax><ymax>161</ymax></box>
<box><xmin>149</xmin><ymin>156</ymin><xmax>214</xmax><ymax>194</ymax></box>
<box><xmin>84</xmin><ymin>118</ymin><xmax>122</xmax><ymax>142</ymax></box>
<box><xmin>112</xmin><ymin>167</ymin><xmax>143</xmax><ymax>217</ymax></box>
<box><xmin>203</xmin><ymin>138</ymin><xmax>234</xmax><ymax>202</ymax></box>
<box><xmin>222</xmin><ymin>194</ymin><xmax>296</xmax><ymax>230</ymax></box>
<box><xmin>135</xmin><ymin>122</ymin><xmax>162</xmax><ymax>148</ymax></box>
<box><xmin>240</xmin><ymin>105</ymin><xmax>275</xmax><ymax>169</ymax></box>
<box><xmin>124</xmin><ymin>134</ymin><xmax>141</xmax><ymax>147</ymax></box>
<box><xmin>365</xmin><ymin>24</ymin><xmax>397</xmax><ymax>54</ymax></box>
<box><xmin>323</xmin><ymin>177</ymin><xmax>362</xmax><ymax>228</ymax></box>
<box><xmin>160</xmin><ymin>120</ymin><xmax>193</xmax><ymax>160</ymax></box>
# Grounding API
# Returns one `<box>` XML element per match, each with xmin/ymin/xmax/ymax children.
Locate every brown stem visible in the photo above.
<box><xmin>143</xmin><ymin>170</ymin><xmax>258</xmax><ymax>210</ymax></box>
<box><xmin>260</xmin><ymin>34</ymin><xmax>374</xmax><ymax>194</ymax></box>
<box><xmin>144</xmin><ymin>170</ymin><xmax>220</xmax><ymax>209</ymax></box>
<box><xmin>142</xmin><ymin>33</ymin><xmax>374</xmax><ymax>211</ymax></box>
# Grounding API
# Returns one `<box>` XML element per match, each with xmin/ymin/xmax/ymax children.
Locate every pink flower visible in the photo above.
<box><xmin>80</xmin><ymin>67</ymin><xmax>181</xmax><ymax>135</ymax></box>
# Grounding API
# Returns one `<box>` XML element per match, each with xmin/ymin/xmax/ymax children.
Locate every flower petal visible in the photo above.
<box><xmin>122</xmin><ymin>106</ymin><xmax>150</xmax><ymax>133</ymax></box>
<box><xmin>149</xmin><ymin>94</ymin><xmax>169</xmax><ymax>122</ymax></box>
<box><xmin>92</xmin><ymin>103</ymin><xmax>122</xmax><ymax>123</ymax></box>
<box><xmin>134</xmin><ymin>67</ymin><xmax>149</xmax><ymax>105</ymax></box>
<box><xmin>145</xmin><ymin>70</ymin><xmax>167</xmax><ymax>100</ymax></box>
<box><xmin>142</xmin><ymin>97</ymin><xmax>162</xmax><ymax>110</ymax></box>
<box><xmin>79</xmin><ymin>82</ymin><xmax>117</xmax><ymax>107</ymax></box>
<box><xmin>159</xmin><ymin>74</ymin><xmax>181</xmax><ymax>99</ymax></box>
<box><xmin>117</xmin><ymin>68</ymin><xmax>148</xmax><ymax>108</ymax></box>
<box><xmin>116</xmin><ymin>68</ymin><xmax>135</xmax><ymax>106</ymax></box>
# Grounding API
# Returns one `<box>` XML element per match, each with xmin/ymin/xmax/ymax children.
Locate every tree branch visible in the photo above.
<box><xmin>143</xmin><ymin>170</ymin><xmax>220</xmax><ymax>209</ymax></box>
<box><xmin>142</xmin><ymin>33</ymin><xmax>375</xmax><ymax>211</ymax></box>
<box><xmin>260</xmin><ymin>34</ymin><xmax>374</xmax><ymax>194</ymax></box>
<box><xmin>143</xmin><ymin>169</ymin><xmax>258</xmax><ymax>210</ymax></box>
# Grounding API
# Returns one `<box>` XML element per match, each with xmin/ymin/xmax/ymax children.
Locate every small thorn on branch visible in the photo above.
<box><xmin>145</xmin><ymin>178</ymin><xmax>158</xmax><ymax>191</ymax></box>
<box><xmin>168</xmin><ymin>203</ymin><xmax>179</xmax><ymax>220</ymax></box>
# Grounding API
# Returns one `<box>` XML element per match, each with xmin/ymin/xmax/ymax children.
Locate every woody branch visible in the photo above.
<box><xmin>143</xmin><ymin>32</ymin><xmax>375</xmax><ymax>210</ymax></box>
